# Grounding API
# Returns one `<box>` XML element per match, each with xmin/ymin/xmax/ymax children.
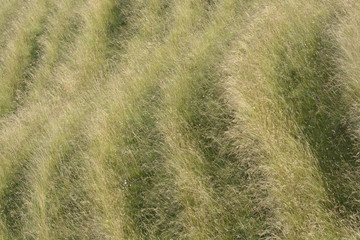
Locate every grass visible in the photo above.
<box><xmin>0</xmin><ymin>0</ymin><xmax>54</xmax><ymax>116</ymax></box>
<box><xmin>223</xmin><ymin>0</ymin><xmax>359</xmax><ymax>238</ymax></box>
<box><xmin>0</xmin><ymin>0</ymin><xmax>21</xmax><ymax>48</ymax></box>
<box><xmin>0</xmin><ymin>0</ymin><xmax>359</xmax><ymax>239</ymax></box>
<box><xmin>332</xmin><ymin>0</ymin><xmax>360</xmax><ymax>227</ymax></box>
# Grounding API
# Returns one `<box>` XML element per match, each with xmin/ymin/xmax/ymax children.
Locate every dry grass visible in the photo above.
<box><xmin>224</xmin><ymin>0</ymin><xmax>359</xmax><ymax>238</ymax></box>
<box><xmin>0</xmin><ymin>0</ymin><xmax>359</xmax><ymax>239</ymax></box>
<box><xmin>0</xmin><ymin>0</ymin><xmax>54</xmax><ymax>116</ymax></box>
<box><xmin>332</xmin><ymin>0</ymin><xmax>360</xmax><ymax>230</ymax></box>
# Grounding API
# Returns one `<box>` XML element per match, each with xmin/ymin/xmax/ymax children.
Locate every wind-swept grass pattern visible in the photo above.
<box><xmin>0</xmin><ymin>0</ymin><xmax>359</xmax><ymax>239</ymax></box>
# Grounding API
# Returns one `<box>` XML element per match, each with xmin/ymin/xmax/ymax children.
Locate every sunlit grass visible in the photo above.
<box><xmin>0</xmin><ymin>0</ymin><xmax>359</xmax><ymax>239</ymax></box>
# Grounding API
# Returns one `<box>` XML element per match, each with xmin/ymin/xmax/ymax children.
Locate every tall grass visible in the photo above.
<box><xmin>154</xmin><ymin>0</ymin><xmax>269</xmax><ymax>238</ymax></box>
<box><xmin>20</xmin><ymin>0</ymin><xmax>131</xmax><ymax>237</ymax></box>
<box><xmin>0</xmin><ymin>0</ymin><xmax>359</xmax><ymax>239</ymax></box>
<box><xmin>25</xmin><ymin>0</ymin><xmax>83</xmax><ymax>103</ymax></box>
<box><xmin>223</xmin><ymin>0</ymin><xmax>358</xmax><ymax>238</ymax></box>
<box><xmin>0</xmin><ymin>0</ymin><xmax>83</xmax><ymax>237</ymax></box>
<box><xmin>0</xmin><ymin>0</ymin><xmax>21</xmax><ymax>48</ymax></box>
<box><xmin>0</xmin><ymin>0</ymin><xmax>127</xmax><ymax>238</ymax></box>
<box><xmin>332</xmin><ymin>0</ymin><xmax>360</xmax><ymax>229</ymax></box>
<box><xmin>78</xmin><ymin>1</ymin><xmax>212</xmax><ymax>238</ymax></box>
<box><xmin>0</xmin><ymin>0</ymin><xmax>54</xmax><ymax>116</ymax></box>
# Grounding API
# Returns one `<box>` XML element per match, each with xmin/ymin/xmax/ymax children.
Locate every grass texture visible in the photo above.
<box><xmin>0</xmin><ymin>0</ymin><xmax>359</xmax><ymax>239</ymax></box>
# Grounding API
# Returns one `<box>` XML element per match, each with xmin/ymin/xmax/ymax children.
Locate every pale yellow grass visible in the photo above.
<box><xmin>0</xmin><ymin>0</ymin><xmax>54</xmax><ymax>116</ymax></box>
<box><xmin>0</xmin><ymin>0</ymin><xmax>359</xmax><ymax>239</ymax></box>
<box><xmin>223</xmin><ymin>0</ymin><xmax>357</xmax><ymax>238</ymax></box>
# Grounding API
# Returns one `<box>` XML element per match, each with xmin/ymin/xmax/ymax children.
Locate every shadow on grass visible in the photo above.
<box><xmin>184</xmin><ymin>65</ymin><xmax>272</xmax><ymax>239</ymax></box>
<box><xmin>275</xmin><ymin>28</ymin><xmax>359</xmax><ymax>221</ymax></box>
<box><xmin>13</xmin><ymin>20</ymin><xmax>46</xmax><ymax>112</ymax></box>
<box><xmin>0</xmin><ymin>162</ymin><xmax>28</xmax><ymax>237</ymax></box>
<box><xmin>0</xmin><ymin>3</ymin><xmax>132</xmax><ymax>237</ymax></box>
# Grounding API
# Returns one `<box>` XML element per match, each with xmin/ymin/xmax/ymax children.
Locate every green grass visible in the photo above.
<box><xmin>0</xmin><ymin>0</ymin><xmax>359</xmax><ymax>239</ymax></box>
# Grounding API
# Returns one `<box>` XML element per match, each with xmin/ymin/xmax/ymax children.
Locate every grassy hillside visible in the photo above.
<box><xmin>0</xmin><ymin>0</ymin><xmax>359</xmax><ymax>239</ymax></box>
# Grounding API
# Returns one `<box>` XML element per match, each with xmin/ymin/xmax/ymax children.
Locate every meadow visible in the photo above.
<box><xmin>0</xmin><ymin>0</ymin><xmax>359</xmax><ymax>239</ymax></box>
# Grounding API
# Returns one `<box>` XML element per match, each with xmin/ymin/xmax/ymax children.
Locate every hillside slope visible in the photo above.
<box><xmin>0</xmin><ymin>0</ymin><xmax>359</xmax><ymax>239</ymax></box>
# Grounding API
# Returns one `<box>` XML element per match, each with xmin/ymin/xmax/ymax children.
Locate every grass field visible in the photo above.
<box><xmin>0</xmin><ymin>0</ymin><xmax>359</xmax><ymax>239</ymax></box>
